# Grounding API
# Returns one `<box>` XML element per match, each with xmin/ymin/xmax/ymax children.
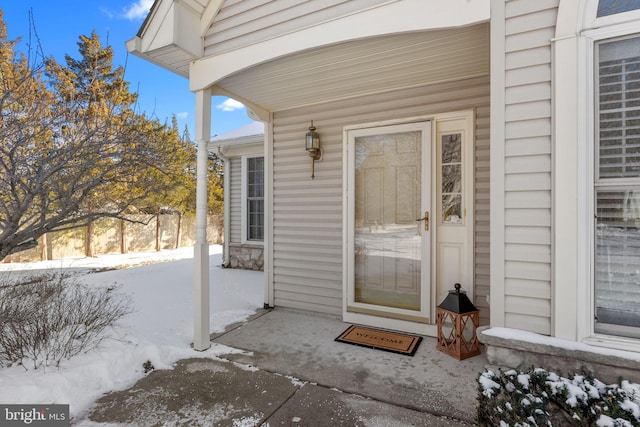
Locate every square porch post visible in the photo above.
<box><xmin>194</xmin><ymin>88</ymin><xmax>212</xmax><ymax>351</ymax></box>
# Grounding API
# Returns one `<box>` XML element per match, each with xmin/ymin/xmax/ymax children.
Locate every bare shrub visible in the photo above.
<box><xmin>0</xmin><ymin>274</ymin><xmax>132</xmax><ymax>369</ymax></box>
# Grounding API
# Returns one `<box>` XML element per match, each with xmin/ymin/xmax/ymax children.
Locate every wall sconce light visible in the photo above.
<box><xmin>305</xmin><ymin>120</ymin><xmax>321</xmax><ymax>179</ymax></box>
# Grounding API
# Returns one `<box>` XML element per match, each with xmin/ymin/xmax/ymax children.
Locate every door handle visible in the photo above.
<box><xmin>415</xmin><ymin>211</ymin><xmax>429</xmax><ymax>231</ymax></box>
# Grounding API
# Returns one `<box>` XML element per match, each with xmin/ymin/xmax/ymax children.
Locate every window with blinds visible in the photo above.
<box><xmin>598</xmin><ymin>37</ymin><xmax>640</xmax><ymax>179</ymax></box>
<box><xmin>246</xmin><ymin>156</ymin><xmax>264</xmax><ymax>241</ymax></box>
<box><xmin>595</xmin><ymin>36</ymin><xmax>640</xmax><ymax>337</ymax></box>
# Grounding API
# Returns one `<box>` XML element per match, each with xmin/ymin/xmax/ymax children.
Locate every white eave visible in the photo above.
<box><xmin>209</xmin><ymin>121</ymin><xmax>264</xmax><ymax>153</ymax></box>
<box><xmin>127</xmin><ymin>0</ymin><xmax>205</xmax><ymax>77</ymax></box>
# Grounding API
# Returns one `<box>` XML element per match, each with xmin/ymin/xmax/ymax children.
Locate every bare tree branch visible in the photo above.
<box><xmin>0</xmin><ymin>15</ymin><xmax>194</xmax><ymax>260</ymax></box>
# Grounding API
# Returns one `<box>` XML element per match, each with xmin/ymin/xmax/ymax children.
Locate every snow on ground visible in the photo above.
<box><xmin>0</xmin><ymin>245</ymin><xmax>264</xmax><ymax>420</ymax></box>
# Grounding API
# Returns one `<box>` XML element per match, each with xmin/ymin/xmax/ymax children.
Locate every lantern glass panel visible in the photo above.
<box><xmin>441</xmin><ymin>315</ymin><xmax>454</xmax><ymax>341</ymax></box>
<box><xmin>306</xmin><ymin>132</ymin><xmax>319</xmax><ymax>151</ymax></box>
<box><xmin>462</xmin><ymin>315</ymin><xmax>475</xmax><ymax>342</ymax></box>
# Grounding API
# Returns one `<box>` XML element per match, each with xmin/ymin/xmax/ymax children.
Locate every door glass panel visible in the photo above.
<box><xmin>442</xmin><ymin>133</ymin><xmax>462</xmax><ymax>163</ymax></box>
<box><xmin>441</xmin><ymin>133</ymin><xmax>463</xmax><ymax>224</ymax></box>
<box><xmin>595</xmin><ymin>189</ymin><xmax>640</xmax><ymax>336</ymax></box>
<box><xmin>354</xmin><ymin>131</ymin><xmax>422</xmax><ymax>311</ymax></box>
<box><xmin>443</xmin><ymin>194</ymin><xmax>462</xmax><ymax>224</ymax></box>
<box><xmin>442</xmin><ymin>165</ymin><xmax>461</xmax><ymax>193</ymax></box>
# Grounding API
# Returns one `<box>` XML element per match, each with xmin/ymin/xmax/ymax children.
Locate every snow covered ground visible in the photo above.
<box><xmin>0</xmin><ymin>245</ymin><xmax>264</xmax><ymax>421</ymax></box>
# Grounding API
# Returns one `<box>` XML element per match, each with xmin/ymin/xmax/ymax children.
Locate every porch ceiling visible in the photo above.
<box><xmin>213</xmin><ymin>23</ymin><xmax>489</xmax><ymax>114</ymax></box>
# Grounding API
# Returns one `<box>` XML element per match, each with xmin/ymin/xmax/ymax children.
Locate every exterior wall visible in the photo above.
<box><xmin>228</xmin><ymin>155</ymin><xmax>265</xmax><ymax>270</ymax></box>
<box><xmin>271</xmin><ymin>76</ymin><xmax>490</xmax><ymax>318</ymax></box>
<box><xmin>222</xmin><ymin>143</ymin><xmax>265</xmax><ymax>272</ymax></box>
<box><xmin>493</xmin><ymin>0</ymin><xmax>559</xmax><ymax>335</ymax></box>
<box><xmin>229</xmin><ymin>156</ymin><xmax>242</xmax><ymax>244</ymax></box>
<box><xmin>204</xmin><ymin>0</ymin><xmax>391</xmax><ymax>56</ymax></box>
<box><xmin>475</xmin><ymin>92</ymin><xmax>491</xmax><ymax>326</ymax></box>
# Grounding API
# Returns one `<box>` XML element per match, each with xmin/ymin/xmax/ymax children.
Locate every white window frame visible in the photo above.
<box><xmin>554</xmin><ymin>0</ymin><xmax>640</xmax><ymax>352</ymax></box>
<box><xmin>241</xmin><ymin>155</ymin><xmax>264</xmax><ymax>245</ymax></box>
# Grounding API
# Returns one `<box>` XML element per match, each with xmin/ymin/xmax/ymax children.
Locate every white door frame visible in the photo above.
<box><xmin>342</xmin><ymin>111</ymin><xmax>474</xmax><ymax>337</ymax></box>
<box><xmin>343</xmin><ymin>118</ymin><xmax>434</xmax><ymax>336</ymax></box>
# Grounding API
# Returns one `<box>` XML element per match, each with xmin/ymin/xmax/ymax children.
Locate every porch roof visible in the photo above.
<box><xmin>209</xmin><ymin>24</ymin><xmax>490</xmax><ymax>117</ymax></box>
<box><xmin>210</xmin><ymin>121</ymin><xmax>264</xmax><ymax>153</ymax></box>
<box><xmin>128</xmin><ymin>1</ymin><xmax>490</xmax><ymax>118</ymax></box>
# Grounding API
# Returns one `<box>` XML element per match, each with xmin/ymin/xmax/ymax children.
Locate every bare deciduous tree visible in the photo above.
<box><xmin>0</xmin><ymin>12</ymin><xmax>185</xmax><ymax>261</ymax></box>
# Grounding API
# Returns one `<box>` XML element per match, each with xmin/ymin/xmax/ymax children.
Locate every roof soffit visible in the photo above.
<box><xmin>208</xmin><ymin>23</ymin><xmax>490</xmax><ymax>113</ymax></box>
<box><xmin>190</xmin><ymin>0</ymin><xmax>490</xmax><ymax>92</ymax></box>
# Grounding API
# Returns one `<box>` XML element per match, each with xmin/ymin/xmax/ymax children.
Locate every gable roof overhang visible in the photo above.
<box><xmin>129</xmin><ymin>0</ymin><xmax>490</xmax><ymax>120</ymax></box>
<box><xmin>127</xmin><ymin>0</ymin><xmax>206</xmax><ymax>77</ymax></box>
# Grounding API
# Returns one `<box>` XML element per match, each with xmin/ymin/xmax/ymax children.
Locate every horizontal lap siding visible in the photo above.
<box><xmin>229</xmin><ymin>157</ymin><xmax>242</xmax><ymax>243</ymax></box>
<box><xmin>205</xmin><ymin>0</ymin><xmax>391</xmax><ymax>56</ymax></box>
<box><xmin>272</xmin><ymin>76</ymin><xmax>490</xmax><ymax>317</ymax></box>
<box><xmin>476</xmin><ymin>101</ymin><xmax>491</xmax><ymax>325</ymax></box>
<box><xmin>503</xmin><ymin>0</ymin><xmax>558</xmax><ymax>335</ymax></box>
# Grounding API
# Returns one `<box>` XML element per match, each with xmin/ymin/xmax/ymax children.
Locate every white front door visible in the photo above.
<box><xmin>345</xmin><ymin>122</ymin><xmax>432</xmax><ymax>329</ymax></box>
<box><xmin>344</xmin><ymin>113</ymin><xmax>474</xmax><ymax>335</ymax></box>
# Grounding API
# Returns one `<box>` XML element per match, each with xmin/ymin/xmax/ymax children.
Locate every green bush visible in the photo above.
<box><xmin>477</xmin><ymin>367</ymin><xmax>640</xmax><ymax>426</ymax></box>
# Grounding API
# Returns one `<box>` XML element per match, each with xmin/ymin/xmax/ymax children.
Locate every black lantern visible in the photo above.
<box><xmin>305</xmin><ymin>121</ymin><xmax>321</xmax><ymax>179</ymax></box>
<box><xmin>436</xmin><ymin>283</ymin><xmax>481</xmax><ymax>360</ymax></box>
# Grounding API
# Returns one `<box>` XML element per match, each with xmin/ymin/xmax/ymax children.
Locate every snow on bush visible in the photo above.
<box><xmin>0</xmin><ymin>274</ymin><xmax>132</xmax><ymax>369</ymax></box>
<box><xmin>477</xmin><ymin>367</ymin><xmax>640</xmax><ymax>426</ymax></box>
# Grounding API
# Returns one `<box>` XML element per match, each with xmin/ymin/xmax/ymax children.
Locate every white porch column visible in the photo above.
<box><xmin>194</xmin><ymin>88</ymin><xmax>212</xmax><ymax>351</ymax></box>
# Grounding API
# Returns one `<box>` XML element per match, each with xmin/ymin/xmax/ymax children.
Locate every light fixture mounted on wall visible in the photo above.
<box><xmin>305</xmin><ymin>120</ymin><xmax>321</xmax><ymax>179</ymax></box>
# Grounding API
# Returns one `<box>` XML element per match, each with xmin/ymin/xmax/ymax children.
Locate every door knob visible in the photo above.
<box><xmin>415</xmin><ymin>211</ymin><xmax>429</xmax><ymax>231</ymax></box>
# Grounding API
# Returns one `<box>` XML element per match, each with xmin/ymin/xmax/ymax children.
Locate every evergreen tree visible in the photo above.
<box><xmin>182</xmin><ymin>124</ymin><xmax>191</xmax><ymax>143</ymax></box>
<box><xmin>0</xmin><ymin>16</ymin><xmax>188</xmax><ymax>260</ymax></box>
<box><xmin>0</xmin><ymin>13</ymin><xmax>223</xmax><ymax>260</ymax></box>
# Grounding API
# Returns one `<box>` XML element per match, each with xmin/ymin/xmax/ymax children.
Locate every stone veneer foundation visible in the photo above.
<box><xmin>228</xmin><ymin>244</ymin><xmax>264</xmax><ymax>271</ymax></box>
<box><xmin>479</xmin><ymin>328</ymin><xmax>640</xmax><ymax>384</ymax></box>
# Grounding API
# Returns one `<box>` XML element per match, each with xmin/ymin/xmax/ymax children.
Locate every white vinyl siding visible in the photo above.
<box><xmin>229</xmin><ymin>156</ymin><xmax>242</xmax><ymax>243</ymax></box>
<box><xmin>204</xmin><ymin>0</ymin><xmax>391</xmax><ymax>56</ymax></box>
<box><xmin>501</xmin><ymin>0</ymin><xmax>558</xmax><ymax>335</ymax></box>
<box><xmin>272</xmin><ymin>76</ymin><xmax>490</xmax><ymax>318</ymax></box>
<box><xmin>475</xmin><ymin>101</ymin><xmax>491</xmax><ymax>325</ymax></box>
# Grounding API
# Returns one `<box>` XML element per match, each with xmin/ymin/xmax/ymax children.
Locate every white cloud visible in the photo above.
<box><xmin>99</xmin><ymin>7</ymin><xmax>115</xmax><ymax>19</ymax></box>
<box><xmin>216</xmin><ymin>98</ymin><xmax>245</xmax><ymax>112</ymax></box>
<box><xmin>123</xmin><ymin>0</ymin><xmax>154</xmax><ymax>20</ymax></box>
<box><xmin>176</xmin><ymin>112</ymin><xmax>188</xmax><ymax>119</ymax></box>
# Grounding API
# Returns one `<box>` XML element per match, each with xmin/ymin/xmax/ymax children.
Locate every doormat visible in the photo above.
<box><xmin>335</xmin><ymin>325</ymin><xmax>422</xmax><ymax>356</ymax></box>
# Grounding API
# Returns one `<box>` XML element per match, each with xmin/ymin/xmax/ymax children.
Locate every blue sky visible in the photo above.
<box><xmin>1</xmin><ymin>0</ymin><xmax>253</xmax><ymax>139</ymax></box>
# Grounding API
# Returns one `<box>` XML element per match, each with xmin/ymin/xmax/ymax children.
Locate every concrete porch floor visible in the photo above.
<box><xmin>87</xmin><ymin>308</ymin><xmax>487</xmax><ymax>426</ymax></box>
